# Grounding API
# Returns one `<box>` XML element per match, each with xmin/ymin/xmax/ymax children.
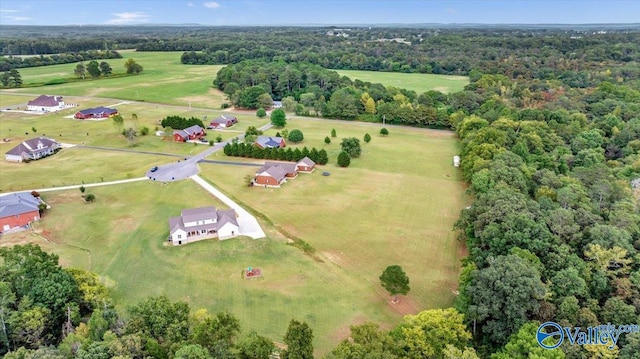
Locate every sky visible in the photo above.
<box><xmin>0</xmin><ymin>0</ymin><xmax>639</xmax><ymax>26</ymax></box>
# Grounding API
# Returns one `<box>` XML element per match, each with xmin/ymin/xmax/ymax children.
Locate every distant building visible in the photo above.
<box><xmin>5</xmin><ymin>137</ymin><xmax>61</xmax><ymax>163</ymax></box>
<box><xmin>0</xmin><ymin>192</ymin><xmax>42</xmax><ymax>232</ymax></box>
<box><xmin>27</xmin><ymin>95</ymin><xmax>65</xmax><ymax>112</ymax></box>
<box><xmin>209</xmin><ymin>115</ymin><xmax>238</xmax><ymax>128</ymax></box>
<box><xmin>168</xmin><ymin>206</ymin><xmax>239</xmax><ymax>245</ymax></box>
<box><xmin>271</xmin><ymin>101</ymin><xmax>282</xmax><ymax>109</ymax></box>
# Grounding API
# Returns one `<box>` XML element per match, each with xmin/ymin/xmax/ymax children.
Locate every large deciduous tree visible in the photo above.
<box><xmin>87</xmin><ymin>60</ymin><xmax>101</xmax><ymax>78</ymax></box>
<box><xmin>398</xmin><ymin>308</ymin><xmax>472</xmax><ymax>358</ymax></box>
<box><xmin>124</xmin><ymin>59</ymin><xmax>143</xmax><ymax>74</ymax></box>
<box><xmin>270</xmin><ymin>108</ymin><xmax>287</xmax><ymax>128</ymax></box>
<box><xmin>99</xmin><ymin>61</ymin><xmax>112</xmax><ymax>76</ymax></box>
<box><xmin>465</xmin><ymin>254</ymin><xmax>546</xmax><ymax>347</ymax></box>
<box><xmin>379</xmin><ymin>265</ymin><xmax>410</xmax><ymax>303</ymax></box>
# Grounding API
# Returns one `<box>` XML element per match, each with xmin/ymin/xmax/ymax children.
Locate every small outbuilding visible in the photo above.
<box><xmin>453</xmin><ymin>155</ymin><xmax>461</xmax><ymax>167</ymax></box>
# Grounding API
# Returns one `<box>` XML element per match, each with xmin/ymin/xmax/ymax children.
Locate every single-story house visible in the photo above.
<box><xmin>0</xmin><ymin>192</ymin><xmax>42</xmax><ymax>233</ymax></box>
<box><xmin>254</xmin><ymin>159</ymin><xmax>315</xmax><ymax>187</ymax></box>
<box><xmin>168</xmin><ymin>206</ymin><xmax>239</xmax><ymax>245</ymax></box>
<box><xmin>254</xmin><ymin>165</ymin><xmax>288</xmax><ymax>187</ymax></box>
<box><xmin>209</xmin><ymin>115</ymin><xmax>238</xmax><ymax>128</ymax></box>
<box><xmin>255</xmin><ymin>136</ymin><xmax>286</xmax><ymax>149</ymax></box>
<box><xmin>173</xmin><ymin>125</ymin><xmax>206</xmax><ymax>142</ymax></box>
<box><xmin>27</xmin><ymin>95</ymin><xmax>65</xmax><ymax>112</ymax></box>
<box><xmin>74</xmin><ymin>106</ymin><xmax>118</xmax><ymax>119</ymax></box>
<box><xmin>5</xmin><ymin>137</ymin><xmax>61</xmax><ymax>163</ymax></box>
<box><xmin>296</xmin><ymin>156</ymin><xmax>316</xmax><ymax>173</ymax></box>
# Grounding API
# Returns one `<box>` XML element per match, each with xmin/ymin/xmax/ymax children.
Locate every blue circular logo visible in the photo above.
<box><xmin>537</xmin><ymin>322</ymin><xmax>564</xmax><ymax>349</ymax></box>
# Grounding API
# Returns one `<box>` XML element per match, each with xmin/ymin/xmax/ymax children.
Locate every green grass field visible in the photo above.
<box><xmin>335</xmin><ymin>69</ymin><xmax>469</xmax><ymax>94</ymax></box>
<box><xmin>5</xmin><ymin>51</ymin><xmax>227</xmax><ymax>108</ymax></box>
<box><xmin>0</xmin><ymin>54</ymin><xmax>468</xmax><ymax>354</ymax></box>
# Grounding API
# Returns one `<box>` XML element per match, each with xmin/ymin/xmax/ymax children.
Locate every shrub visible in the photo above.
<box><xmin>84</xmin><ymin>194</ymin><xmax>95</xmax><ymax>202</ymax></box>
<box><xmin>331</xmin><ymin>128</ymin><xmax>337</xmax><ymax>137</ymax></box>
<box><xmin>256</xmin><ymin>108</ymin><xmax>267</xmax><ymax>118</ymax></box>
<box><xmin>380</xmin><ymin>127</ymin><xmax>389</xmax><ymax>136</ymax></box>
<box><xmin>324</xmin><ymin>136</ymin><xmax>331</xmax><ymax>144</ymax></box>
<box><xmin>140</xmin><ymin>126</ymin><xmax>149</xmax><ymax>136</ymax></box>
<box><xmin>216</xmin><ymin>135</ymin><xmax>223</xmax><ymax>142</ymax></box>
<box><xmin>337</xmin><ymin>151</ymin><xmax>351</xmax><ymax>167</ymax></box>
<box><xmin>288</xmin><ymin>129</ymin><xmax>304</xmax><ymax>143</ymax></box>
<box><xmin>364</xmin><ymin>133</ymin><xmax>371</xmax><ymax>143</ymax></box>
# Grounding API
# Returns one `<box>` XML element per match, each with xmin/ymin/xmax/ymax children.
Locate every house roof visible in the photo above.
<box><xmin>183</xmin><ymin>125</ymin><xmax>204</xmax><ymax>135</ymax></box>
<box><xmin>212</xmin><ymin>115</ymin><xmax>237</xmax><ymax>123</ymax></box>
<box><xmin>169</xmin><ymin>206</ymin><xmax>239</xmax><ymax>234</ymax></box>
<box><xmin>0</xmin><ymin>192</ymin><xmax>41</xmax><ymax>218</ymax></box>
<box><xmin>263</xmin><ymin>161</ymin><xmax>297</xmax><ymax>174</ymax></box>
<box><xmin>255</xmin><ymin>136</ymin><xmax>285</xmax><ymax>148</ymax></box>
<box><xmin>5</xmin><ymin>137</ymin><xmax>59</xmax><ymax>156</ymax></box>
<box><xmin>181</xmin><ymin>206</ymin><xmax>217</xmax><ymax>223</ymax></box>
<box><xmin>257</xmin><ymin>165</ymin><xmax>288</xmax><ymax>182</ymax></box>
<box><xmin>77</xmin><ymin>107</ymin><xmax>118</xmax><ymax>116</ymax></box>
<box><xmin>297</xmin><ymin>156</ymin><xmax>315</xmax><ymax>167</ymax></box>
<box><xmin>27</xmin><ymin>95</ymin><xmax>63</xmax><ymax>107</ymax></box>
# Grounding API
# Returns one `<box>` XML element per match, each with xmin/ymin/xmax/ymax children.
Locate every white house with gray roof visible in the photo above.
<box><xmin>5</xmin><ymin>137</ymin><xmax>61</xmax><ymax>163</ymax></box>
<box><xmin>27</xmin><ymin>95</ymin><xmax>65</xmax><ymax>112</ymax></box>
<box><xmin>168</xmin><ymin>206</ymin><xmax>239</xmax><ymax>245</ymax></box>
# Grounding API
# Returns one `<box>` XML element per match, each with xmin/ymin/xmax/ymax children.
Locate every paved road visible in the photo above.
<box><xmin>0</xmin><ymin>177</ymin><xmax>149</xmax><ymax>197</ymax></box>
<box><xmin>191</xmin><ymin>174</ymin><xmax>266</xmax><ymax>239</ymax></box>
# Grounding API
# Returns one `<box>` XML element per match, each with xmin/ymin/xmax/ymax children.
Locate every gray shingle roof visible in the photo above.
<box><xmin>255</xmin><ymin>136</ymin><xmax>285</xmax><ymax>148</ymax></box>
<box><xmin>257</xmin><ymin>166</ymin><xmax>287</xmax><ymax>182</ymax></box>
<box><xmin>181</xmin><ymin>206</ymin><xmax>217</xmax><ymax>224</ymax></box>
<box><xmin>5</xmin><ymin>137</ymin><xmax>59</xmax><ymax>156</ymax></box>
<box><xmin>168</xmin><ymin>206</ymin><xmax>238</xmax><ymax>233</ymax></box>
<box><xmin>297</xmin><ymin>156</ymin><xmax>315</xmax><ymax>167</ymax></box>
<box><xmin>27</xmin><ymin>95</ymin><xmax>63</xmax><ymax>107</ymax></box>
<box><xmin>0</xmin><ymin>192</ymin><xmax>41</xmax><ymax>218</ymax></box>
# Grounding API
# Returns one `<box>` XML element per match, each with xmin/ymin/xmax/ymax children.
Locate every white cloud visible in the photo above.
<box><xmin>203</xmin><ymin>2</ymin><xmax>220</xmax><ymax>9</ymax></box>
<box><xmin>105</xmin><ymin>12</ymin><xmax>151</xmax><ymax>25</ymax></box>
<box><xmin>4</xmin><ymin>15</ymin><xmax>32</xmax><ymax>21</ymax></box>
<box><xmin>188</xmin><ymin>2</ymin><xmax>195</xmax><ymax>7</ymax></box>
<box><xmin>0</xmin><ymin>9</ymin><xmax>19</xmax><ymax>13</ymax></box>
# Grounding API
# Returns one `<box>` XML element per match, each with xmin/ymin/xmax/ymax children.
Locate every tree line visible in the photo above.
<box><xmin>0</xmin><ymin>50</ymin><xmax>121</xmax><ymax>72</ymax></box>
<box><xmin>223</xmin><ymin>142</ymin><xmax>329</xmax><ymax>165</ymax></box>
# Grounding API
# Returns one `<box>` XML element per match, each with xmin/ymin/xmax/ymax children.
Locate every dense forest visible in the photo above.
<box><xmin>0</xmin><ymin>50</ymin><xmax>121</xmax><ymax>72</ymax></box>
<box><xmin>1</xmin><ymin>25</ymin><xmax>640</xmax><ymax>358</ymax></box>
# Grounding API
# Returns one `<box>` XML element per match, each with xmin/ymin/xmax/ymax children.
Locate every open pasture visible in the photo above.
<box><xmin>335</xmin><ymin>69</ymin><xmax>469</xmax><ymax>94</ymax></box>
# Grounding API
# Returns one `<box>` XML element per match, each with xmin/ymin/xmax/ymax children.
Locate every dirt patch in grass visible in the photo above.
<box><xmin>388</xmin><ymin>295</ymin><xmax>421</xmax><ymax>316</ymax></box>
<box><xmin>329</xmin><ymin>314</ymin><xmax>369</xmax><ymax>343</ymax></box>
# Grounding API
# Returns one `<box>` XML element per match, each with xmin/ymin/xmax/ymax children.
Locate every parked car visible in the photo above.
<box><xmin>150</xmin><ymin>166</ymin><xmax>158</xmax><ymax>172</ymax></box>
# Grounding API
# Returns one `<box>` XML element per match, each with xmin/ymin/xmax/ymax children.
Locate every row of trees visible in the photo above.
<box><xmin>160</xmin><ymin>115</ymin><xmax>204</xmax><ymax>130</ymax></box>
<box><xmin>0</xmin><ymin>50</ymin><xmax>122</xmax><ymax>71</ymax></box>
<box><xmin>223</xmin><ymin>142</ymin><xmax>329</xmax><ymax>165</ymax></box>
<box><xmin>74</xmin><ymin>61</ymin><xmax>112</xmax><ymax>79</ymax></box>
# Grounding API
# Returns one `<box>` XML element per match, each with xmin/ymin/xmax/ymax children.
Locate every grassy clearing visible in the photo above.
<box><xmin>335</xmin><ymin>69</ymin><xmax>469</xmax><ymax>94</ymax></box>
<box><xmin>6</xmin><ymin>51</ymin><xmax>227</xmax><ymax>108</ymax></box>
<box><xmin>1</xmin><ymin>180</ymin><xmax>398</xmax><ymax>354</ymax></box>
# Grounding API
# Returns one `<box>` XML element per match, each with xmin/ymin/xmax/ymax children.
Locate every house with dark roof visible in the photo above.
<box><xmin>74</xmin><ymin>106</ymin><xmax>118</xmax><ymax>120</ymax></box>
<box><xmin>254</xmin><ymin>136</ymin><xmax>286</xmax><ymax>149</ymax></box>
<box><xmin>168</xmin><ymin>206</ymin><xmax>239</xmax><ymax>245</ymax></box>
<box><xmin>209</xmin><ymin>115</ymin><xmax>238</xmax><ymax>129</ymax></box>
<box><xmin>5</xmin><ymin>137</ymin><xmax>61</xmax><ymax>163</ymax></box>
<box><xmin>173</xmin><ymin>125</ymin><xmax>206</xmax><ymax>142</ymax></box>
<box><xmin>27</xmin><ymin>95</ymin><xmax>65</xmax><ymax>112</ymax></box>
<box><xmin>0</xmin><ymin>192</ymin><xmax>42</xmax><ymax>232</ymax></box>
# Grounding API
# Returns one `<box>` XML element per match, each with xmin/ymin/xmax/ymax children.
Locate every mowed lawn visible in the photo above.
<box><xmin>2</xmin><ymin>180</ymin><xmax>400</xmax><ymax>354</ymax></box>
<box><xmin>201</xmin><ymin>119</ymin><xmax>469</xmax><ymax>320</ymax></box>
<box><xmin>5</xmin><ymin>51</ymin><xmax>227</xmax><ymax>108</ymax></box>
<box><xmin>335</xmin><ymin>69</ymin><xmax>469</xmax><ymax>94</ymax></box>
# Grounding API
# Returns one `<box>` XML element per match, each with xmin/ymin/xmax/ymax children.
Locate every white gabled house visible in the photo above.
<box><xmin>5</xmin><ymin>137</ymin><xmax>61</xmax><ymax>163</ymax></box>
<box><xmin>168</xmin><ymin>206</ymin><xmax>239</xmax><ymax>245</ymax></box>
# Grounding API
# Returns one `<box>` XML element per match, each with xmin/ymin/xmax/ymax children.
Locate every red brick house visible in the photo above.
<box><xmin>0</xmin><ymin>192</ymin><xmax>42</xmax><ymax>233</ymax></box>
<box><xmin>74</xmin><ymin>106</ymin><xmax>118</xmax><ymax>119</ymax></box>
<box><xmin>296</xmin><ymin>157</ymin><xmax>316</xmax><ymax>172</ymax></box>
<box><xmin>173</xmin><ymin>125</ymin><xmax>206</xmax><ymax>142</ymax></box>
<box><xmin>254</xmin><ymin>165</ymin><xmax>288</xmax><ymax>187</ymax></box>
<box><xmin>254</xmin><ymin>136</ymin><xmax>286</xmax><ymax>149</ymax></box>
<box><xmin>209</xmin><ymin>115</ymin><xmax>238</xmax><ymax>128</ymax></box>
